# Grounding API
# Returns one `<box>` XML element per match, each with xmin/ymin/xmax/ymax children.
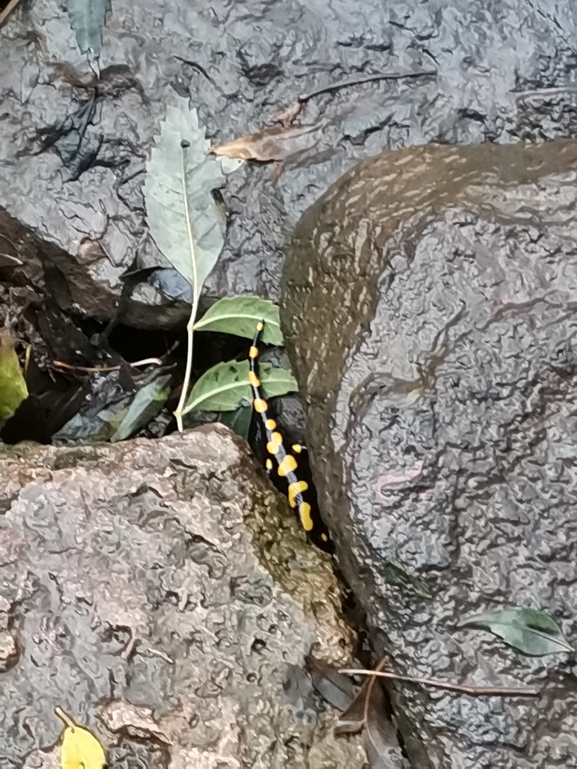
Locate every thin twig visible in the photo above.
<box><xmin>513</xmin><ymin>86</ymin><xmax>577</xmax><ymax>100</ymax></box>
<box><xmin>340</xmin><ymin>669</ymin><xmax>540</xmax><ymax>698</ymax></box>
<box><xmin>52</xmin><ymin>357</ymin><xmax>163</xmax><ymax>373</ymax></box>
<box><xmin>298</xmin><ymin>70</ymin><xmax>437</xmax><ymax>103</ymax></box>
<box><xmin>129</xmin><ymin>357</ymin><xmax>165</xmax><ymax>368</ymax></box>
<box><xmin>0</xmin><ymin>0</ymin><xmax>22</xmax><ymax>25</ymax></box>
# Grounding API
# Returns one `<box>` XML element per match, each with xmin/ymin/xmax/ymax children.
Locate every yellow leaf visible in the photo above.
<box><xmin>0</xmin><ymin>327</ymin><xmax>28</xmax><ymax>420</ymax></box>
<box><xmin>56</xmin><ymin>708</ymin><xmax>106</xmax><ymax>769</ymax></box>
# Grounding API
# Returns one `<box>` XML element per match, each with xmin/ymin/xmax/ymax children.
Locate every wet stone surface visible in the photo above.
<box><xmin>2</xmin><ymin>1</ymin><xmax>577</xmax><ymax>324</ymax></box>
<box><xmin>282</xmin><ymin>141</ymin><xmax>577</xmax><ymax>768</ymax></box>
<box><xmin>0</xmin><ymin>425</ymin><xmax>361</xmax><ymax>768</ymax></box>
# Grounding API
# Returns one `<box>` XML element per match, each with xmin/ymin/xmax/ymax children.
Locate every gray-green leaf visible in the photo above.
<box><xmin>67</xmin><ymin>0</ymin><xmax>111</xmax><ymax>55</ymax></box>
<box><xmin>218</xmin><ymin>405</ymin><xmax>253</xmax><ymax>441</ymax></box>
<box><xmin>184</xmin><ymin>360</ymin><xmax>297</xmax><ymax>413</ymax></box>
<box><xmin>459</xmin><ymin>607</ymin><xmax>574</xmax><ymax>656</ymax></box>
<box><xmin>144</xmin><ymin>96</ymin><xmax>227</xmax><ymax>300</ymax></box>
<box><xmin>384</xmin><ymin>559</ymin><xmax>431</xmax><ymax>599</ymax></box>
<box><xmin>110</xmin><ymin>375</ymin><xmax>171</xmax><ymax>443</ymax></box>
<box><xmin>193</xmin><ymin>296</ymin><xmax>283</xmax><ymax>345</ymax></box>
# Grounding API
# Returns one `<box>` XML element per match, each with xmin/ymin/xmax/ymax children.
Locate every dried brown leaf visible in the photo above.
<box><xmin>210</xmin><ymin>123</ymin><xmax>322</xmax><ymax>163</ymax></box>
<box><xmin>306</xmin><ymin>656</ymin><xmax>356</xmax><ymax>712</ymax></box>
<box><xmin>275</xmin><ymin>100</ymin><xmax>306</xmax><ymax>127</ymax></box>
<box><xmin>336</xmin><ymin>658</ymin><xmax>399</xmax><ymax>768</ymax></box>
<box><xmin>335</xmin><ymin>658</ymin><xmax>389</xmax><ymax>735</ymax></box>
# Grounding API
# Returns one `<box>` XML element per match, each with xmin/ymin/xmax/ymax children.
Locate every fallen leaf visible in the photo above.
<box><xmin>144</xmin><ymin>95</ymin><xmax>229</xmax><ymax>300</ymax></box>
<box><xmin>383</xmin><ymin>559</ymin><xmax>431</xmax><ymax>598</ymax></box>
<box><xmin>217</xmin><ymin>403</ymin><xmax>253</xmax><ymax>441</ymax></box>
<box><xmin>211</xmin><ymin>122</ymin><xmax>323</xmax><ymax>163</ymax></box>
<box><xmin>307</xmin><ymin>657</ymin><xmax>357</xmax><ymax>712</ymax></box>
<box><xmin>56</xmin><ymin>707</ymin><xmax>106</xmax><ymax>769</ymax></box>
<box><xmin>67</xmin><ymin>0</ymin><xmax>111</xmax><ymax>56</ymax></box>
<box><xmin>0</xmin><ymin>327</ymin><xmax>28</xmax><ymax>420</ymax></box>
<box><xmin>275</xmin><ymin>99</ymin><xmax>306</xmax><ymax>127</ymax></box>
<box><xmin>336</xmin><ymin>658</ymin><xmax>400</xmax><ymax>768</ymax></box>
<box><xmin>110</xmin><ymin>373</ymin><xmax>171</xmax><ymax>442</ymax></box>
<box><xmin>335</xmin><ymin>657</ymin><xmax>387</xmax><ymax>735</ymax></box>
<box><xmin>458</xmin><ymin>607</ymin><xmax>574</xmax><ymax>656</ymax></box>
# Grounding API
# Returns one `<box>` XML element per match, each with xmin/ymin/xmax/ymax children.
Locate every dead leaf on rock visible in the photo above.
<box><xmin>335</xmin><ymin>657</ymin><xmax>398</xmax><ymax>765</ymax></box>
<box><xmin>55</xmin><ymin>707</ymin><xmax>106</xmax><ymax>769</ymax></box>
<box><xmin>210</xmin><ymin>122</ymin><xmax>323</xmax><ymax>163</ymax></box>
<box><xmin>100</xmin><ymin>700</ymin><xmax>171</xmax><ymax>744</ymax></box>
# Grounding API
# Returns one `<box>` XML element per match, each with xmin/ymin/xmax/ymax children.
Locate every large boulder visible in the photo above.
<box><xmin>2</xmin><ymin>0</ymin><xmax>577</xmax><ymax>325</ymax></box>
<box><xmin>0</xmin><ymin>425</ymin><xmax>362</xmax><ymax>768</ymax></box>
<box><xmin>282</xmin><ymin>140</ymin><xmax>577</xmax><ymax>767</ymax></box>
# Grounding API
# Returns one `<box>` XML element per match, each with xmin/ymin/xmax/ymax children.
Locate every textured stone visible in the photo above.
<box><xmin>282</xmin><ymin>141</ymin><xmax>577</xmax><ymax>768</ymax></box>
<box><xmin>0</xmin><ymin>425</ymin><xmax>361</xmax><ymax>768</ymax></box>
<box><xmin>2</xmin><ymin>0</ymin><xmax>577</xmax><ymax>326</ymax></box>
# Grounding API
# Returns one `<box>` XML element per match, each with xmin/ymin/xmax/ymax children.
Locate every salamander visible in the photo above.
<box><xmin>249</xmin><ymin>321</ymin><xmax>332</xmax><ymax>552</ymax></box>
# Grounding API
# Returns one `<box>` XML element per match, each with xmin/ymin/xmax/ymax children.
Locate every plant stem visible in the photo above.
<box><xmin>174</xmin><ymin>140</ymin><xmax>200</xmax><ymax>432</ymax></box>
<box><xmin>54</xmin><ymin>707</ymin><xmax>75</xmax><ymax>729</ymax></box>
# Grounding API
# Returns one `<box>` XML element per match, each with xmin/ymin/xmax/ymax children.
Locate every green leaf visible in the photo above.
<box><xmin>459</xmin><ymin>607</ymin><xmax>574</xmax><ymax>656</ymax></box>
<box><xmin>218</xmin><ymin>404</ymin><xmax>253</xmax><ymax>441</ymax></box>
<box><xmin>143</xmin><ymin>96</ymin><xmax>228</xmax><ymax>301</ymax></box>
<box><xmin>384</xmin><ymin>559</ymin><xmax>431</xmax><ymax>599</ymax></box>
<box><xmin>67</xmin><ymin>0</ymin><xmax>111</xmax><ymax>55</ymax></box>
<box><xmin>0</xmin><ymin>329</ymin><xmax>28</xmax><ymax>420</ymax></box>
<box><xmin>110</xmin><ymin>375</ymin><xmax>171</xmax><ymax>443</ymax></box>
<box><xmin>193</xmin><ymin>296</ymin><xmax>283</xmax><ymax>345</ymax></box>
<box><xmin>184</xmin><ymin>360</ymin><xmax>297</xmax><ymax>413</ymax></box>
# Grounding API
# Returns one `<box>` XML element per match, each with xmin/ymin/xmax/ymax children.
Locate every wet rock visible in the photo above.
<box><xmin>282</xmin><ymin>140</ymin><xmax>577</xmax><ymax>768</ymax></box>
<box><xmin>2</xmin><ymin>1</ymin><xmax>577</xmax><ymax>325</ymax></box>
<box><xmin>0</xmin><ymin>595</ymin><xmax>18</xmax><ymax>672</ymax></box>
<box><xmin>0</xmin><ymin>425</ymin><xmax>363</xmax><ymax>768</ymax></box>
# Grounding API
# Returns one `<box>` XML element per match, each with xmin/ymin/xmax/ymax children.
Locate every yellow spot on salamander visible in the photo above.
<box><xmin>299</xmin><ymin>502</ymin><xmax>314</xmax><ymax>531</ymax></box>
<box><xmin>266</xmin><ymin>431</ymin><xmax>283</xmax><ymax>455</ymax></box>
<box><xmin>254</xmin><ymin>398</ymin><xmax>268</xmax><ymax>413</ymax></box>
<box><xmin>292</xmin><ymin>444</ymin><xmax>303</xmax><ymax>454</ymax></box>
<box><xmin>265</xmin><ymin>458</ymin><xmax>273</xmax><ymax>471</ymax></box>
<box><xmin>265</xmin><ymin>418</ymin><xmax>277</xmax><ymax>430</ymax></box>
<box><xmin>277</xmin><ymin>454</ymin><xmax>298</xmax><ymax>477</ymax></box>
<box><xmin>249</xmin><ymin>346</ymin><xmax>259</xmax><ymax>359</ymax></box>
<box><xmin>288</xmin><ymin>480</ymin><xmax>308</xmax><ymax>508</ymax></box>
<box><xmin>248</xmin><ymin>371</ymin><xmax>260</xmax><ymax>387</ymax></box>
<box><xmin>256</xmin><ymin>321</ymin><xmax>264</xmax><ymax>332</ymax></box>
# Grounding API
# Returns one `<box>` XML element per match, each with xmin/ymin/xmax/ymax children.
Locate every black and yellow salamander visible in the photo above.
<box><xmin>249</xmin><ymin>321</ymin><xmax>333</xmax><ymax>553</ymax></box>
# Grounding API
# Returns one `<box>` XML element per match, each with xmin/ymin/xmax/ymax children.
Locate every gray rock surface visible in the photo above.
<box><xmin>282</xmin><ymin>140</ymin><xmax>577</xmax><ymax>768</ymax></box>
<box><xmin>0</xmin><ymin>425</ymin><xmax>362</xmax><ymax>768</ymax></box>
<box><xmin>2</xmin><ymin>0</ymin><xmax>577</xmax><ymax>325</ymax></box>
